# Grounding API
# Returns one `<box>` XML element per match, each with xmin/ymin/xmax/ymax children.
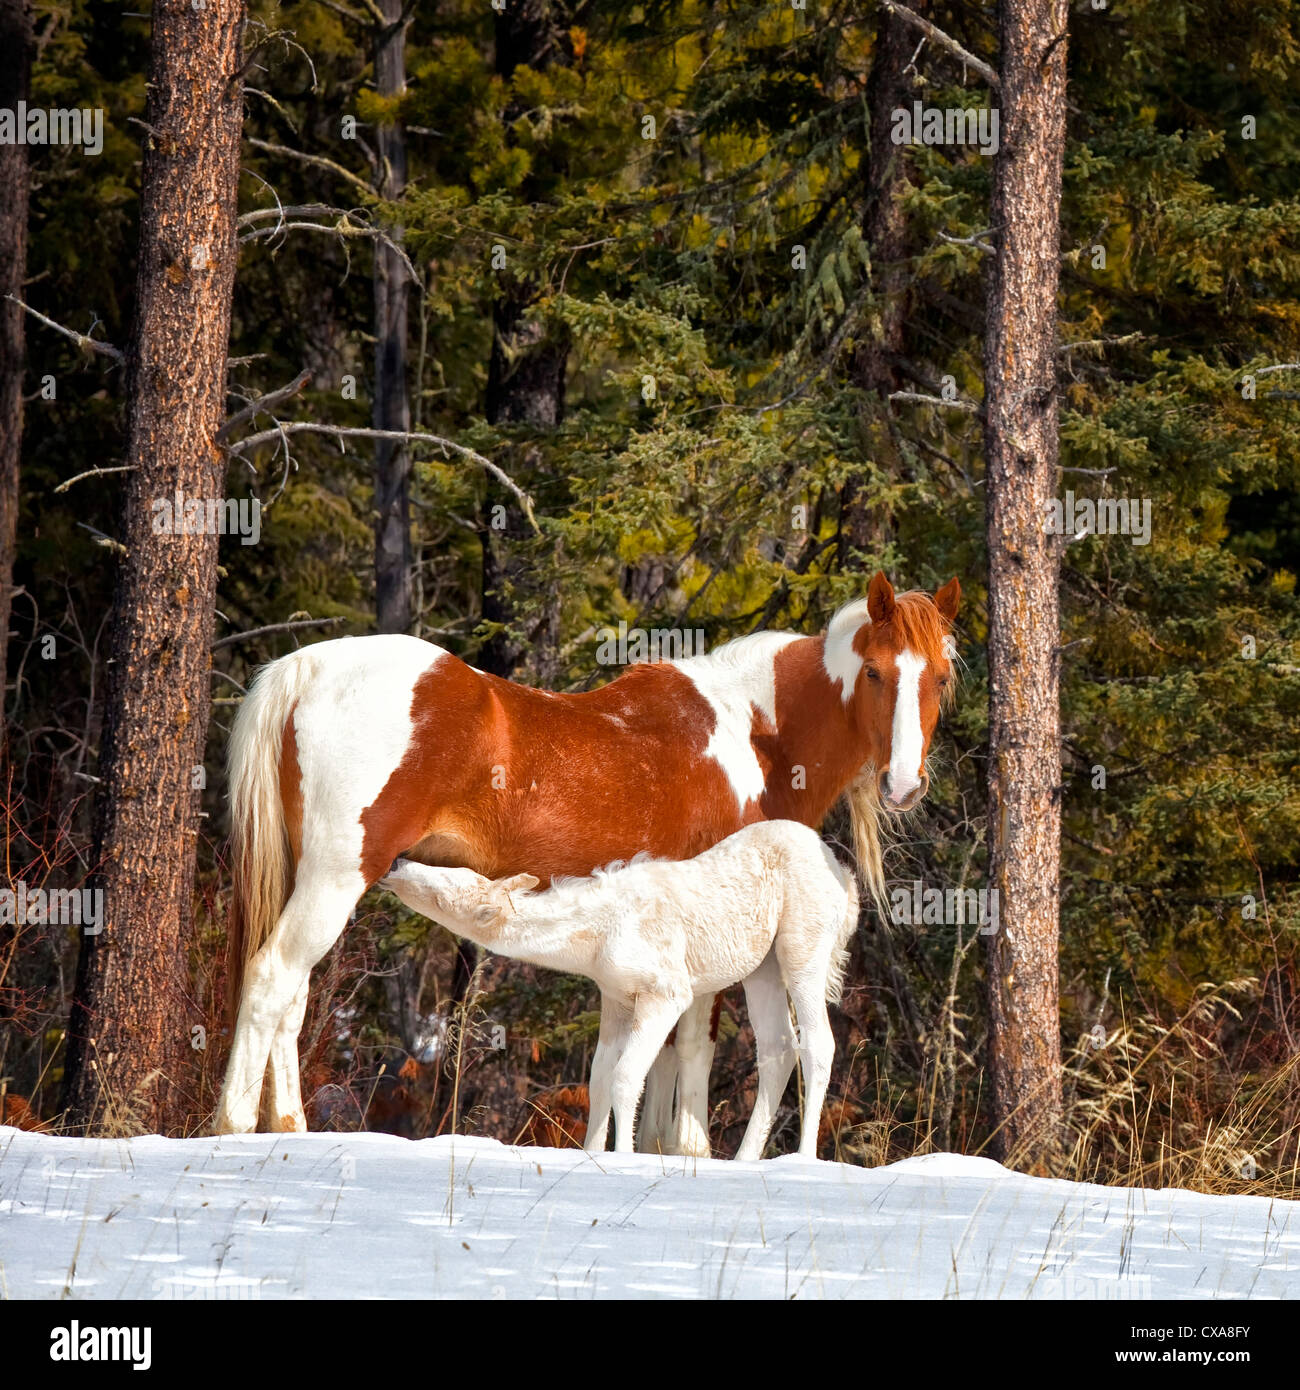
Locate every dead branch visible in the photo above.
<box><xmin>212</xmin><ymin>616</ymin><xmax>348</xmax><ymax>651</ymax></box>
<box><xmin>226</xmin><ymin>423</ymin><xmax>540</xmax><ymax>532</ymax></box>
<box><xmin>240</xmin><ymin>215</ymin><xmax>419</xmax><ymax>284</ymax></box>
<box><xmin>218</xmin><ymin>369</ymin><xmax>312</xmax><ymax>443</ymax></box>
<box><xmin>244</xmin><ymin>135</ymin><xmax>373</xmax><ymax>198</ymax></box>
<box><xmin>53</xmin><ymin>465</ymin><xmax>136</xmax><ymax>494</ymax></box>
<box><xmin>5</xmin><ymin>295</ymin><xmax>125</xmax><ymax>363</ymax></box>
<box><xmin>889</xmin><ymin>390</ymin><xmax>984</xmax><ymax>416</ymax></box>
<box><xmin>879</xmin><ymin>1</ymin><xmax>1001</xmax><ymax>90</ymax></box>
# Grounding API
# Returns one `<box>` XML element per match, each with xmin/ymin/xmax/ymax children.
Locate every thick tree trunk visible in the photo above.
<box><xmin>62</xmin><ymin>0</ymin><xmax>245</xmax><ymax>1134</ymax></box>
<box><xmin>982</xmin><ymin>0</ymin><xmax>1068</xmax><ymax>1168</ymax></box>
<box><xmin>372</xmin><ymin>0</ymin><xmax>411</xmax><ymax>635</ymax></box>
<box><xmin>0</xmin><ymin>0</ymin><xmax>31</xmax><ymax>735</ymax></box>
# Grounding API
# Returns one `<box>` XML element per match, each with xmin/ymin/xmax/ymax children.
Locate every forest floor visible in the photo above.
<box><xmin>1</xmin><ymin>1128</ymin><xmax>1296</xmax><ymax>1299</ymax></box>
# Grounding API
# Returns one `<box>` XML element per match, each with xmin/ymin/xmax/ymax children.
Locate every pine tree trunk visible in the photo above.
<box><xmin>373</xmin><ymin>0</ymin><xmax>411</xmax><ymax>635</ymax></box>
<box><xmin>0</xmin><ymin>0</ymin><xmax>31</xmax><ymax>736</ymax></box>
<box><xmin>62</xmin><ymin>0</ymin><xmax>245</xmax><ymax>1134</ymax></box>
<box><xmin>982</xmin><ymin>0</ymin><xmax>1068</xmax><ymax>1168</ymax></box>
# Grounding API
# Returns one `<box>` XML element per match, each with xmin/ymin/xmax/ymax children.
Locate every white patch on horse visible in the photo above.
<box><xmin>671</xmin><ymin>631</ymin><xmax>800</xmax><ymax>810</ymax></box>
<box><xmin>822</xmin><ymin>598</ymin><xmax>872</xmax><ymax>703</ymax></box>
<box><xmin>290</xmin><ymin>635</ymin><xmax>451</xmax><ymax>873</ymax></box>
<box><xmin>888</xmin><ymin>649</ymin><xmax>926</xmax><ymax>803</ymax></box>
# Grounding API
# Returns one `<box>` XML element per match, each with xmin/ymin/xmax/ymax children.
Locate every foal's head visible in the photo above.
<box><xmin>826</xmin><ymin>570</ymin><xmax>961</xmax><ymax>813</ymax></box>
<box><xmin>380</xmin><ymin>860</ymin><xmax>539</xmax><ymax>937</ymax></box>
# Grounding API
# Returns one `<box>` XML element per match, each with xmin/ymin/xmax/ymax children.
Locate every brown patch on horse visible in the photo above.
<box><xmin>708</xmin><ymin>994</ymin><xmax>723</xmax><ymax>1043</ymax></box>
<box><xmin>358</xmin><ymin>652</ymin><xmax>737</xmax><ymax>887</ymax></box>
<box><xmin>756</xmin><ymin>637</ymin><xmax>863</xmax><ymax>825</ymax></box>
<box><xmin>278</xmin><ymin>1113</ymin><xmax>300</xmax><ymax>1132</ymax></box>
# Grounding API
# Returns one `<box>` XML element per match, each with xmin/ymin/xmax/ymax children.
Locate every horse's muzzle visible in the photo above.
<box><xmin>877</xmin><ymin>768</ymin><xmax>929</xmax><ymax>812</ymax></box>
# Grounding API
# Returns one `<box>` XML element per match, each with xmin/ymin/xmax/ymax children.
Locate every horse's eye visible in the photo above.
<box><xmin>865</xmin><ymin>667</ymin><xmax>881</xmax><ymax>681</ymax></box>
<box><xmin>937</xmin><ymin>674</ymin><xmax>951</xmax><ymax>689</ymax></box>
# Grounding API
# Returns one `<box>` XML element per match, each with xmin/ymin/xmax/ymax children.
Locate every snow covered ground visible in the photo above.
<box><xmin>1</xmin><ymin>1127</ymin><xmax>1296</xmax><ymax>1299</ymax></box>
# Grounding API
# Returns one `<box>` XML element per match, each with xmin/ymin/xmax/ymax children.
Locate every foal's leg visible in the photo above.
<box><xmin>785</xmin><ymin>975</ymin><xmax>836</xmax><ymax>1159</ymax></box>
<box><xmin>610</xmin><ymin>997</ymin><xmax>686</xmax><ymax>1154</ymax></box>
<box><xmin>635</xmin><ymin>1043</ymin><xmax>678</xmax><ymax>1154</ymax></box>
<box><xmin>734</xmin><ymin>950</ymin><xmax>797</xmax><ymax>1162</ymax></box>
<box><xmin>263</xmin><ymin>977</ymin><xmax>311</xmax><ymax>1132</ymax></box>
<box><xmin>215</xmin><ymin>870</ymin><xmax>362</xmax><ymax>1135</ymax></box>
<box><xmin>670</xmin><ymin>994</ymin><xmax>716</xmax><ymax>1157</ymax></box>
<box><xmin>583</xmin><ymin>996</ymin><xmax>628</xmax><ymax>1153</ymax></box>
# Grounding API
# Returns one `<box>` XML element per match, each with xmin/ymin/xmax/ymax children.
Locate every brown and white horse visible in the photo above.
<box><xmin>214</xmin><ymin>570</ymin><xmax>961</xmax><ymax>1145</ymax></box>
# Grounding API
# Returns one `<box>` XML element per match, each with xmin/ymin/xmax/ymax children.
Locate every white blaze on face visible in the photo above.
<box><xmin>887</xmin><ymin>650</ymin><xmax>926</xmax><ymax>803</ymax></box>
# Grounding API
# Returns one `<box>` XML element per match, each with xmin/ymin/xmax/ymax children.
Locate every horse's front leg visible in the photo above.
<box><xmin>263</xmin><ymin>976</ymin><xmax>311</xmax><ymax>1132</ymax></box>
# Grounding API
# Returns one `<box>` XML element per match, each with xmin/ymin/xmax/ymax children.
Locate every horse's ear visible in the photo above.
<box><xmin>496</xmin><ymin>873</ymin><xmax>539</xmax><ymax>895</ymax></box>
<box><xmin>867</xmin><ymin>570</ymin><xmax>896</xmax><ymax>624</ymax></box>
<box><xmin>934</xmin><ymin>577</ymin><xmax>961</xmax><ymax>623</ymax></box>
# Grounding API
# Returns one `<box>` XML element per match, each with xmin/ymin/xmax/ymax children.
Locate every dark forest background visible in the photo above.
<box><xmin>2</xmin><ymin>0</ymin><xmax>1299</xmax><ymax>1189</ymax></box>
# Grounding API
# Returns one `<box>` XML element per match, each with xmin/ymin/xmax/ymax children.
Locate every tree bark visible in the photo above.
<box><xmin>0</xmin><ymin>0</ymin><xmax>31</xmax><ymax>736</ymax></box>
<box><xmin>981</xmin><ymin>0</ymin><xmax>1068</xmax><ymax>1168</ymax></box>
<box><xmin>62</xmin><ymin>0</ymin><xmax>246</xmax><ymax>1134</ymax></box>
<box><xmin>372</xmin><ymin>0</ymin><xmax>412</xmax><ymax>635</ymax></box>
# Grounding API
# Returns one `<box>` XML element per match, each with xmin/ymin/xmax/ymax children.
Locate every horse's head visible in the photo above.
<box><xmin>823</xmin><ymin>571</ymin><xmax>961</xmax><ymax>906</ymax></box>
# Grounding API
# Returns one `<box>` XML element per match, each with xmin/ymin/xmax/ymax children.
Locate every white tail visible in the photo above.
<box><xmin>225</xmin><ymin>648</ymin><xmax>318</xmax><ymax>1026</ymax></box>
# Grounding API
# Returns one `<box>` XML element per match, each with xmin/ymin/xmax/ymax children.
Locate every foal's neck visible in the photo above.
<box><xmin>464</xmin><ymin>882</ymin><xmax>605</xmax><ymax>975</ymax></box>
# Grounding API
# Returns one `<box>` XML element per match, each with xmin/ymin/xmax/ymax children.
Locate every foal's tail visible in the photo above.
<box><xmin>825</xmin><ymin>870</ymin><xmax>861</xmax><ymax>1006</ymax></box>
<box><xmin>225</xmin><ymin>648</ymin><xmax>317</xmax><ymax>1029</ymax></box>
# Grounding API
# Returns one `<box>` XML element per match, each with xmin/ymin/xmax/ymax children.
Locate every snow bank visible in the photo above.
<box><xmin>1</xmin><ymin>1128</ymin><xmax>1295</xmax><ymax>1299</ymax></box>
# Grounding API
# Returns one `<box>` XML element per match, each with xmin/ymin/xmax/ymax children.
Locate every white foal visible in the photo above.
<box><xmin>380</xmin><ymin>819</ymin><xmax>859</xmax><ymax>1158</ymax></box>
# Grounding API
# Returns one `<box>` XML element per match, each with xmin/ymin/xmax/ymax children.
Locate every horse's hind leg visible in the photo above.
<box><xmin>670</xmin><ymin>994</ymin><xmax>716</xmax><ymax>1157</ymax></box>
<box><xmin>215</xmin><ymin>871</ymin><xmax>362</xmax><ymax>1135</ymax></box>
<box><xmin>636</xmin><ymin>1042</ymin><xmax>678</xmax><ymax>1153</ymax></box>
<box><xmin>264</xmin><ymin>977</ymin><xmax>311</xmax><ymax>1132</ymax></box>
